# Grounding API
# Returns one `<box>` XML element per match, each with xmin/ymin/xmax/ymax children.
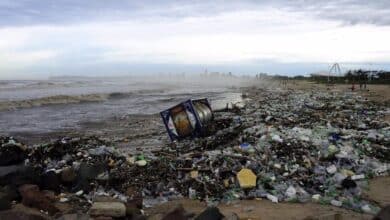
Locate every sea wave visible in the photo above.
<box><xmin>0</xmin><ymin>89</ymin><xmax>171</xmax><ymax>111</ymax></box>
<box><xmin>108</xmin><ymin>92</ymin><xmax>133</xmax><ymax>99</ymax></box>
<box><xmin>0</xmin><ymin>92</ymin><xmax>134</xmax><ymax>111</ymax></box>
<box><xmin>0</xmin><ymin>94</ymin><xmax>109</xmax><ymax>111</ymax></box>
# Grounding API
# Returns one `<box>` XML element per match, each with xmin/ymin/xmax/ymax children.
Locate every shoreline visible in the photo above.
<box><xmin>0</xmin><ymin>80</ymin><xmax>389</xmax><ymax>219</ymax></box>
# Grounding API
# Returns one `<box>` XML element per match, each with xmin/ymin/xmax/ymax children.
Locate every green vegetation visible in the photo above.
<box><xmin>262</xmin><ymin>69</ymin><xmax>390</xmax><ymax>84</ymax></box>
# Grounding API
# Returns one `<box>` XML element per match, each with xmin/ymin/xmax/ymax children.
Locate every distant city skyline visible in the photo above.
<box><xmin>1</xmin><ymin>0</ymin><xmax>390</xmax><ymax>79</ymax></box>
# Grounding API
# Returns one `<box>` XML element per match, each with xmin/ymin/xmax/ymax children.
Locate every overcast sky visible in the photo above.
<box><xmin>1</xmin><ymin>0</ymin><xmax>390</xmax><ymax>79</ymax></box>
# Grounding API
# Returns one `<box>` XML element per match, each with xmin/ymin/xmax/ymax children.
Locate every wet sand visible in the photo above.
<box><xmin>146</xmin><ymin>199</ymin><xmax>374</xmax><ymax>220</ymax></box>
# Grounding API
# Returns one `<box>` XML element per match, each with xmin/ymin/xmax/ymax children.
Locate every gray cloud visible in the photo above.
<box><xmin>0</xmin><ymin>0</ymin><xmax>153</xmax><ymax>27</ymax></box>
<box><xmin>282</xmin><ymin>0</ymin><xmax>390</xmax><ymax>26</ymax></box>
<box><xmin>1</xmin><ymin>0</ymin><xmax>389</xmax><ymax>27</ymax></box>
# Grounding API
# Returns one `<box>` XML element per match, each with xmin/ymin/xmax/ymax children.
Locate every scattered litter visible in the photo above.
<box><xmin>0</xmin><ymin>87</ymin><xmax>389</xmax><ymax>217</ymax></box>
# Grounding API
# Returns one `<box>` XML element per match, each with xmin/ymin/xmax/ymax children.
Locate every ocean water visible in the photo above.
<box><xmin>0</xmin><ymin>76</ymin><xmax>245</xmax><ymax>134</ymax></box>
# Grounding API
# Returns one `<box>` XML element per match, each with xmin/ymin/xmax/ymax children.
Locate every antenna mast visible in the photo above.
<box><xmin>329</xmin><ymin>63</ymin><xmax>341</xmax><ymax>83</ymax></box>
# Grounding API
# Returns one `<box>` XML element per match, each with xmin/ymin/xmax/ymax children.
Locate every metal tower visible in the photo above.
<box><xmin>328</xmin><ymin>63</ymin><xmax>342</xmax><ymax>83</ymax></box>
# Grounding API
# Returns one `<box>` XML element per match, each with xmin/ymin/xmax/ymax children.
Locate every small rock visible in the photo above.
<box><xmin>18</xmin><ymin>184</ymin><xmax>39</xmax><ymax>194</ymax></box>
<box><xmin>223</xmin><ymin>212</ymin><xmax>239</xmax><ymax>220</ymax></box>
<box><xmin>195</xmin><ymin>207</ymin><xmax>224</xmax><ymax>220</ymax></box>
<box><xmin>89</xmin><ymin>202</ymin><xmax>126</xmax><ymax>217</ymax></box>
<box><xmin>42</xmin><ymin>190</ymin><xmax>56</xmax><ymax>201</ymax></box>
<box><xmin>125</xmin><ymin>204</ymin><xmax>141</xmax><ymax>218</ymax></box>
<box><xmin>0</xmin><ymin>140</ymin><xmax>27</xmax><ymax>166</ymax></box>
<box><xmin>76</xmin><ymin>162</ymin><xmax>105</xmax><ymax>191</ymax></box>
<box><xmin>0</xmin><ymin>185</ymin><xmax>19</xmax><ymax>202</ymax></box>
<box><xmin>0</xmin><ymin>193</ymin><xmax>11</xmax><ymax>211</ymax></box>
<box><xmin>125</xmin><ymin>187</ymin><xmax>141</xmax><ymax>198</ymax></box>
<box><xmin>0</xmin><ymin>164</ymin><xmax>25</xmax><ymax>178</ymax></box>
<box><xmin>0</xmin><ymin>164</ymin><xmax>40</xmax><ymax>186</ymax></box>
<box><xmin>125</xmin><ymin>198</ymin><xmax>143</xmax><ymax>217</ymax></box>
<box><xmin>374</xmin><ymin>205</ymin><xmax>390</xmax><ymax>220</ymax></box>
<box><xmin>78</xmin><ymin>162</ymin><xmax>105</xmax><ymax>180</ymax></box>
<box><xmin>127</xmin><ymin>198</ymin><xmax>143</xmax><ymax>209</ymax></box>
<box><xmin>161</xmin><ymin>205</ymin><xmax>189</xmax><ymax>220</ymax></box>
<box><xmin>60</xmin><ymin>167</ymin><xmax>77</xmax><ymax>183</ymax></box>
<box><xmin>0</xmin><ymin>204</ymin><xmax>50</xmax><ymax>220</ymax></box>
<box><xmin>341</xmin><ymin>178</ymin><xmax>357</xmax><ymax>189</ymax></box>
<box><xmin>41</xmin><ymin>170</ymin><xmax>61</xmax><ymax>192</ymax></box>
<box><xmin>18</xmin><ymin>184</ymin><xmax>59</xmax><ymax>215</ymax></box>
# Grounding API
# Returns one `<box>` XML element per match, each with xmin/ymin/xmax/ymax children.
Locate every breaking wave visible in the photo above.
<box><xmin>0</xmin><ymin>89</ymin><xmax>172</xmax><ymax>111</ymax></box>
<box><xmin>0</xmin><ymin>94</ymin><xmax>108</xmax><ymax>111</ymax></box>
<box><xmin>108</xmin><ymin>92</ymin><xmax>133</xmax><ymax>99</ymax></box>
<box><xmin>0</xmin><ymin>92</ymin><xmax>137</xmax><ymax>112</ymax></box>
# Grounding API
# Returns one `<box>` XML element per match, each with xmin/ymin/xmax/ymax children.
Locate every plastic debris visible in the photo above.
<box><xmin>190</xmin><ymin>170</ymin><xmax>199</xmax><ymax>179</ymax></box>
<box><xmin>330</xmin><ymin>200</ymin><xmax>342</xmax><ymax>207</ymax></box>
<box><xmin>326</xmin><ymin>165</ymin><xmax>337</xmax><ymax>174</ymax></box>
<box><xmin>312</xmin><ymin>194</ymin><xmax>320</xmax><ymax>201</ymax></box>
<box><xmin>135</xmin><ymin>159</ymin><xmax>147</xmax><ymax>167</ymax></box>
<box><xmin>351</xmin><ymin>174</ymin><xmax>365</xmax><ymax>180</ymax></box>
<box><xmin>285</xmin><ymin>186</ymin><xmax>297</xmax><ymax>199</ymax></box>
<box><xmin>266</xmin><ymin>194</ymin><xmax>278</xmax><ymax>203</ymax></box>
<box><xmin>237</xmin><ymin>169</ymin><xmax>257</xmax><ymax>189</ymax></box>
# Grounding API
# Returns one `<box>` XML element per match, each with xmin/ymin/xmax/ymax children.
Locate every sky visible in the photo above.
<box><xmin>1</xmin><ymin>0</ymin><xmax>390</xmax><ymax>79</ymax></box>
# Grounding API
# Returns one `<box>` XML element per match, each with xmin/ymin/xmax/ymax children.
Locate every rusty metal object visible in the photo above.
<box><xmin>160</xmin><ymin>98</ymin><xmax>213</xmax><ymax>141</ymax></box>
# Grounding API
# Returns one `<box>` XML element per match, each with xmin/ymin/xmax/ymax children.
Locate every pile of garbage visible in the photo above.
<box><xmin>0</xmin><ymin>88</ymin><xmax>389</xmax><ymax>218</ymax></box>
